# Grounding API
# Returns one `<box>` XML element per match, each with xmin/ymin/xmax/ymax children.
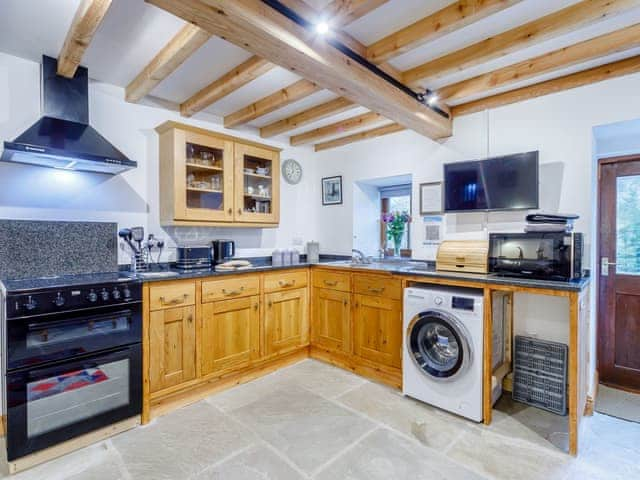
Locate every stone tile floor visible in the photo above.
<box><xmin>2</xmin><ymin>359</ymin><xmax>640</xmax><ymax>480</ymax></box>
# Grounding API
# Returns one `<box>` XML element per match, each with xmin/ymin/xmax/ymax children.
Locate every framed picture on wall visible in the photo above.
<box><xmin>419</xmin><ymin>182</ymin><xmax>443</xmax><ymax>214</ymax></box>
<box><xmin>322</xmin><ymin>176</ymin><xmax>343</xmax><ymax>205</ymax></box>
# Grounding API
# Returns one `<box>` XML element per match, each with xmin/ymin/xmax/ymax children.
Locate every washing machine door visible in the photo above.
<box><xmin>407</xmin><ymin>310</ymin><xmax>472</xmax><ymax>381</ymax></box>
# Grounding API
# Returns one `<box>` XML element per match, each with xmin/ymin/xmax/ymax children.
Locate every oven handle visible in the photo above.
<box><xmin>26</xmin><ymin>309</ymin><xmax>135</xmax><ymax>332</ymax></box>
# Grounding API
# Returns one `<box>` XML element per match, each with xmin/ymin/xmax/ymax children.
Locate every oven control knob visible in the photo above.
<box><xmin>87</xmin><ymin>290</ymin><xmax>98</xmax><ymax>303</ymax></box>
<box><xmin>434</xmin><ymin>296</ymin><xmax>443</xmax><ymax>306</ymax></box>
<box><xmin>123</xmin><ymin>287</ymin><xmax>131</xmax><ymax>300</ymax></box>
<box><xmin>24</xmin><ymin>295</ymin><xmax>38</xmax><ymax>311</ymax></box>
<box><xmin>112</xmin><ymin>288</ymin><xmax>121</xmax><ymax>300</ymax></box>
<box><xmin>100</xmin><ymin>289</ymin><xmax>110</xmax><ymax>301</ymax></box>
<box><xmin>53</xmin><ymin>293</ymin><xmax>66</xmax><ymax>308</ymax></box>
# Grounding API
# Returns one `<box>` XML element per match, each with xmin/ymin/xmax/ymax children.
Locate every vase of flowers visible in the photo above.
<box><xmin>382</xmin><ymin>211</ymin><xmax>412</xmax><ymax>257</ymax></box>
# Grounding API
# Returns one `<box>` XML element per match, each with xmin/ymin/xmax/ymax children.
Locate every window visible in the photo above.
<box><xmin>380</xmin><ymin>184</ymin><xmax>412</xmax><ymax>255</ymax></box>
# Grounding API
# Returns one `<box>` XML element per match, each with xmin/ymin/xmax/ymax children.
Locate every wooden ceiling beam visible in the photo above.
<box><xmin>181</xmin><ymin>56</ymin><xmax>275</xmax><ymax>117</ymax></box>
<box><xmin>314</xmin><ymin>123</ymin><xmax>405</xmax><ymax>151</ymax></box>
<box><xmin>57</xmin><ymin>0</ymin><xmax>112</xmax><ymax>78</ymax></box>
<box><xmin>367</xmin><ymin>0</ymin><xmax>521</xmax><ymax>64</ymax></box>
<box><xmin>403</xmin><ymin>0</ymin><xmax>640</xmax><ymax>87</ymax></box>
<box><xmin>439</xmin><ymin>22</ymin><xmax>640</xmax><ymax>103</ymax></box>
<box><xmin>451</xmin><ymin>54</ymin><xmax>640</xmax><ymax>117</ymax></box>
<box><xmin>290</xmin><ymin>111</ymin><xmax>389</xmax><ymax>145</ymax></box>
<box><xmin>224</xmin><ymin>79</ymin><xmax>322</xmax><ymax>128</ymax></box>
<box><xmin>148</xmin><ymin>0</ymin><xmax>452</xmax><ymax>138</ymax></box>
<box><xmin>323</xmin><ymin>0</ymin><xmax>390</xmax><ymax>29</ymax></box>
<box><xmin>126</xmin><ymin>24</ymin><xmax>210</xmax><ymax>103</ymax></box>
<box><xmin>260</xmin><ymin>97</ymin><xmax>357</xmax><ymax>137</ymax></box>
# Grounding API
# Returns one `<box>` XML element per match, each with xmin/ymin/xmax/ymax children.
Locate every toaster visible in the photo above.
<box><xmin>175</xmin><ymin>245</ymin><xmax>213</xmax><ymax>271</ymax></box>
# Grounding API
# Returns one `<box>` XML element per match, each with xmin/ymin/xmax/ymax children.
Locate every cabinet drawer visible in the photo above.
<box><xmin>313</xmin><ymin>269</ymin><xmax>351</xmax><ymax>292</ymax></box>
<box><xmin>264</xmin><ymin>270</ymin><xmax>308</xmax><ymax>292</ymax></box>
<box><xmin>202</xmin><ymin>275</ymin><xmax>260</xmax><ymax>302</ymax></box>
<box><xmin>353</xmin><ymin>275</ymin><xmax>401</xmax><ymax>300</ymax></box>
<box><xmin>149</xmin><ymin>281</ymin><xmax>196</xmax><ymax>311</ymax></box>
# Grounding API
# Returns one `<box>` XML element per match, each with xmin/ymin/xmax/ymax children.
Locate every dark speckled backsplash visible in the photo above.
<box><xmin>0</xmin><ymin>220</ymin><xmax>118</xmax><ymax>280</ymax></box>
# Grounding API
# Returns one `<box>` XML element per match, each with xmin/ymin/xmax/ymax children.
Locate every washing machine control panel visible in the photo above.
<box><xmin>451</xmin><ymin>296</ymin><xmax>475</xmax><ymax>312</ymax></box>
<box><xmin>434</xmin><ymin>296</ymin><xmax>444</xmax><ymax>306</ymax></box>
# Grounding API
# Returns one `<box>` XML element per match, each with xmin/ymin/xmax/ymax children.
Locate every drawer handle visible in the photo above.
<box><xmin>324</xmin><ymin>280</ymin><xmax>338</xmax><ymax>286</ymax></box>
<box><xmin>159</xmin><ymin>294</ymin><xmax>188</xmax><ymax>306</ymax></box>
<box><xmin>367</xmin><ymin>287</ymin><xmax>385</xmax><ymax>294</ymax></box>
<box><xmin>455</xmin><ymin>256</ymin><xmax>466</xmax><ymax>261</ymax></box>
<box><xmin>279</xmin><ymin>280</ymin><xmax>296</xmax><ymax>287</ymax></box>
<box><xmin>222</xmin><ymin>286</ymin><xmax>245</xmax><ymax>296</ymax></box>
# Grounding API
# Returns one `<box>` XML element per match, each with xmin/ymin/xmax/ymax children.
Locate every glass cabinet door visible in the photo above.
<box><xmin>234</xmin><ymin>143</ymin><xmax>280</xmax><ymax>223</ymax></box>
<box><xmin>177</xmin><ymin>131</ymin><xmax>234</xmax><ymax>222</ymax></box>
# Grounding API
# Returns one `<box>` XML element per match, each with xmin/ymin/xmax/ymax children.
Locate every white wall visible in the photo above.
<box><xmin>0</xmin><ymin>52</ymin><xmax>318</xmax><ymax>264</ymax></box>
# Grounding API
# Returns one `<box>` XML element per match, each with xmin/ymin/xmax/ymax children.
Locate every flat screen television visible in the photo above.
<box><xmin>443</xmin><ymin>151</ymin><xmax>539</xmax><ymax>212</ymax></box>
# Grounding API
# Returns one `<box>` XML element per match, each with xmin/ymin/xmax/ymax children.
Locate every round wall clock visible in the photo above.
<box><xmin>282</xmin><ymin>158</ymin><xmax>303</xmax><ymax>185</ymax></box>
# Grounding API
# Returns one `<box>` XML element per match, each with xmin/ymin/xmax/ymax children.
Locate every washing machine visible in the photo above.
<box><xmin>403</xmin><ymin>285</ymin><xmax>484</xmax><ymax>422</ymax></box>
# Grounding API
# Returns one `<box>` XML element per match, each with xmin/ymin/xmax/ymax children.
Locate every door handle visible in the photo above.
<box><xmin>601</xmin><ymin>257</ymin><xmax>617</xmax><ymax>276</ymax></box>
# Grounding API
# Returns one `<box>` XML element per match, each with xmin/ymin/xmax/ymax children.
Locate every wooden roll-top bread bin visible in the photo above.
<box><xmin>436</xmin><ymin>240</ymin><xmax>489</xmax><ymax>274</ymax></box>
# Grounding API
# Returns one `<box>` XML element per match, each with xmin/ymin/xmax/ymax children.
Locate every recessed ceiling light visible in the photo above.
<box><xmin>315</xmin><ymin>21</ymin><xmax>330</xmax><ymax>35</ymax></box>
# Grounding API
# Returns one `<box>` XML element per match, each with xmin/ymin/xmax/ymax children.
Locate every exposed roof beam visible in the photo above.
<box><xmin>439</xmin><ymin>22</ymin><xmax>640</xmax><ymax>103</ymax></box>
<box><xmin>323</xmin><ymin>0</ymin><xmax>390</xmax><ymax>29</ymax></box>
<box><xmin>260</xmin><ymin>97</ymin><xmax>357</xmax><ymax>138</ymax></box>
<box><xmin>366</xmin><ymin>0</ymin><xmax>520</xmax><ymax>64</ymax></box>
<box><xmin>126</xmin><ymin>24</ymin><xmax>210</xmax><ymax>103</ymax></box>
<box><xmin>451</xmin><ymin>54</ymin><xmax>640</xmax><ymax>117</ymax></box>
<box><xmin>314</xmin><ymin>123</ymin><xmax>405</xmax><ymax>151</ymax></box>
<box><xmin>148</xmin><ymin>0</ymin><xmax>452</xmax><ymax>138</ymax></box>
<box><xmin>290</xmin><ymin>111</ymin><xmax>389</xmax><ymax>145</ymax></box>
<box><xmin>57</xmin><ymin>0</ymin><xmax>112</xmax><ymax>77</ymax></box>
<box><xmin>224</xmin><ymin>79</ymin><xmax>322</xmax><ymax>128</ymax></box>
<box><xmin>181</xmin><ymin>56</ymin><xmax>275</xmax><ymax>117</ymax></box>
<box><xmin>403</xmin><ymin>0</ymin><xmax>640</xmax><ymax>87</ymax></box>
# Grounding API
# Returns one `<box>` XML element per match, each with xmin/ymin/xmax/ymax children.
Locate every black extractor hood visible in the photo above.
<box><xmin>1</xmin><ymin>55</ymin><xmax>136</xmax><ymax>174</ymax></box>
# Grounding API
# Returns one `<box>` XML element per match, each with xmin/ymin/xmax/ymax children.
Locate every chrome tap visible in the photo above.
<box><xmin>352</xmin><ymin>249</ymin><xmax>371</xmax><ymax>264</ymax></box>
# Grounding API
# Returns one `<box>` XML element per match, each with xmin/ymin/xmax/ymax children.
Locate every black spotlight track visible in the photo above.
<box><xmin>260</xmin><ymin>0</ymin><xmax>449</xmax><ymax>119</ymax></box>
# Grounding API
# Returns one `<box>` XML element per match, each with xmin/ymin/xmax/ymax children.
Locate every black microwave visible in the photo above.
<box><xmin>488</xmin><ymin>232</ymin><xmax>583</xmax><ymax>281</ymax></box>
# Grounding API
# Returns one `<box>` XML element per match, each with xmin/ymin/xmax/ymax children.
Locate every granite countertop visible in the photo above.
<box><xmin>318</xmin><ymin>260</ymin><xmax>591</xmax><ymax>292</ymax></box>
<box><xmin>1</xmin><ymin>256</ymin><xmax>590</xmax><ymax>293</ymax></box>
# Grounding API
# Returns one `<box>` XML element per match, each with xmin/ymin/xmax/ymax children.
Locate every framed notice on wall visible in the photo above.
<box><xmin>419</xmin><ymin>182</ymin><xmax>443</xmax><ymax>215</ymax></box>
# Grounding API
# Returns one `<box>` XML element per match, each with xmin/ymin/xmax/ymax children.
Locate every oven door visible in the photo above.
<box><xmin>7</xmin><ymin>304</ymin><xmax>141</xmax><ymax>371</ymax></box>
<box><xmin>5</xmin><ymin>344</ymin><xmax>141</xmax><ymax>461</ymax></box>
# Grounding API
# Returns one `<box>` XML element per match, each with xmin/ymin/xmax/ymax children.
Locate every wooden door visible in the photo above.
<box><xmin>149</xmin><ymin>305</ymin><xmax>196</xmax><ymax>393</ymax></box>
<box><xmin>264</xmin><ymin>288</ymin><xmax>309</xmax><ymax>356</ymax></box>
<box><xmin>201</xmin><ymin>296</ymin><xmax>260</xmax><ymax>375</ymax></box>
<box><xmin>598</xmin><ymin>156</ymin><xmax>640</xmax><ymax>391</ymax></box>
<box><xmin>177</xmin><ymin>129</ymin><xmax>234</xmax><ymax>222</ymax></box>
<box><xmin>311</xmin><ymin>288</ymin><xmax>351</xmax><ymax>353</ymax></box>
<box><xmin>353</xmin><ymin>294</ymin><xmax>402</xmax><ymax>368</ymax></box>
<box><xmin>234</xmin><ymin>143</ymin><xmax>280</xmax><ymax>224</ymax></box>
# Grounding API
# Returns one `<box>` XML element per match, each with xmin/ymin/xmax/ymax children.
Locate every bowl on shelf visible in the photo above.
<box><xmin>256</xmin><ymin>167</ymin><xmax>270</xmax><ymax>175</ymax></box>
<box><xmin>244</xmin><ymin>168</ymin><xmax>255</xmax><ymax>174</ymax></box>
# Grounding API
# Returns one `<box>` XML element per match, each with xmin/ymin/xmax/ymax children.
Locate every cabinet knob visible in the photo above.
<box><xmin>228</xmin><ymin>208</ymin><xmax>232</xmax><ymax>215</ymax></box>
<box><xmin>254</xmin><ymin>303</ymin><xmax>259</xmax><ymax>311</ymax></box>
<box><xmin>188</xmin><ymin>315</ymin><xmax>193</xmax><ymax>323</ymax></box>
<box><xmin>238</xmin><ymin>208</ymin><xmax>242</xmax><ymax>215</ymax></box>
<box><xmin>268</xmin><ymin>301</ymin><xmax>273</xmax><ymax>308</ymax></box>
<box><xmin>343</xmin><ymin>300</ymin><xmax>348</xmax><ymax>306</ymax></box>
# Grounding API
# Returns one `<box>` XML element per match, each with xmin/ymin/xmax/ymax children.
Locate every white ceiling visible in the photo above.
<box><xmin>1</xmin><ymin>0</ymin><xmax>639</xmax><ymax>142</ymax></box>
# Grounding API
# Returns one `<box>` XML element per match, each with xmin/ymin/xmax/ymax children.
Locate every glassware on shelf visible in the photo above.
<box><xmin>210</xmin><ymin>175</ymin><xmax>221</xmax><ymax>191</ymax></box>
<box><xmin>200</xmin><ymin>151</ymin><xmax>213</xmax><ymax>166</ymax></box>
<box><xmin>187</xmin><ymin>144</ymin><xmax>195</xmax><ymax>160</ymax></box>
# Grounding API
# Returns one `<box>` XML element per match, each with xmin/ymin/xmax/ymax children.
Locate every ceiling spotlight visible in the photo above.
<box><xmin>315</xmin><ymin>21</ymin><xmax>330</xmax><ymax>35</ymax></box>
<box><xmin>427</xmin><ymin>93</ymin><xmax>439</xmax><ymax>106</ymax></box>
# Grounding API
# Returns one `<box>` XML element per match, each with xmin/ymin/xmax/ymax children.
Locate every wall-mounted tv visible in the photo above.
<box><xmin>443</xmin><ymin>151</ymin><xmax>539</xmax><ymax>212</ymax></box>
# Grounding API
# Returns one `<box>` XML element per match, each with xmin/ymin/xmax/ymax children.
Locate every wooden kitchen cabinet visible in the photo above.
<box><xmin>353</xmin><ymin>294</ymin><xmax>402</xmax><ymax>368</ymax></box>
<box><xmin>264</xmin><ymin>288</ymin><xmax>309</xmax><ymax>356</ymax></box>
<box><xmin>149</xmin><ymin>305</ymin><xmax>197</xmax><ymax>394</ymax></box>
<box><xmin>312</xmin><ymin>287</ymin><xmax>351</xmax><ymax>353</ymax></box>
<box><xmin>201</xmin><ymin>295</ymin><xmax>261</xmax><ymax>376</ymax></box>
<box><xmin>156</xmin><ymin>121</ymin><xmax>280</xmax><ymax>227</ymax></box>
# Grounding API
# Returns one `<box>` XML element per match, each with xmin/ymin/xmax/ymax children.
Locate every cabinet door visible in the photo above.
<box><xmin>149</xmin><ymin>305</ymin><xmax>196</xmax><ymax>393</ymax></box>
<box><xmin>353</xmin><ymin>294</ymin><xmax>402</xmax><ymax>368</ymax></box>
<box><xmin>201</xmin><ymin>296</ymin><xmax>260</xmax><ymax>376</ymax></box>
<box><xmin>234</xmin><ymin>143</ymin><xmax>280</xmax><ymax>224</ymax></box>
<box><xmin>265</xmin><ymin>288</ymin><xmax>309</xmax><ymax>356</ymax></box>
<box><xmin>176</xmin><ymin>129</ymin><xmax>234</xmax><ymax>222</ymax></box>
<box><xmin>311</xmin><ymin>288</ymin><xmax>351</xmax><ymax>353</ymax></box>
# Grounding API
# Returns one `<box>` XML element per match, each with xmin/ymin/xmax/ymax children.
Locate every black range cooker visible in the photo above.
<box><xmin>2</xmin><ymin>274</ymin><xmax>142</xmax><ymax>461</ymax></box>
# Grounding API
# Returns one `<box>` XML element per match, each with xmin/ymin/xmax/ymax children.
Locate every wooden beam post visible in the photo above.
<box><xmin>57</xmin><ymin>0</ymin><xmax>112</xmax><ymax>78</ymax></box>
<box><xmin>323</xmin><ymin>0</ymin><xmax>389</xmax><ymax>29</ymax></box>
<box><xmin>181</xmin><ymin>56</ymin><xmax>275</xmax><ymax>117</ymax></box>
<box><xmin>147</xmin><ymin>0</ymin><xmax>452</xmax><ymax>139</ymax></box>
<box><xmin>126</xmin><ymin>24</ymin><xmax>210</xmax><ymax>103</ymax></box>
<box><xmin>290</xmin><ymin>111</ymin><xmax>389</xmax><ymax>145</ymax></box>
<box><xmin>403</xmin><ymin>0</ymin><xmax>640</xmax><ymax>87</ymax></box>
<box><xmin>314</xmin><ymin>123</ymin><xmax>405</xmax><ymax>151</ymax></box>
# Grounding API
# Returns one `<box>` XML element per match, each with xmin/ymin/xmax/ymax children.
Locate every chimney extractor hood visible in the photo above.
<box><xmin>1</xmin><ymin>56</ymin><xmax>136</xmax><ymax>174</ymax></box>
